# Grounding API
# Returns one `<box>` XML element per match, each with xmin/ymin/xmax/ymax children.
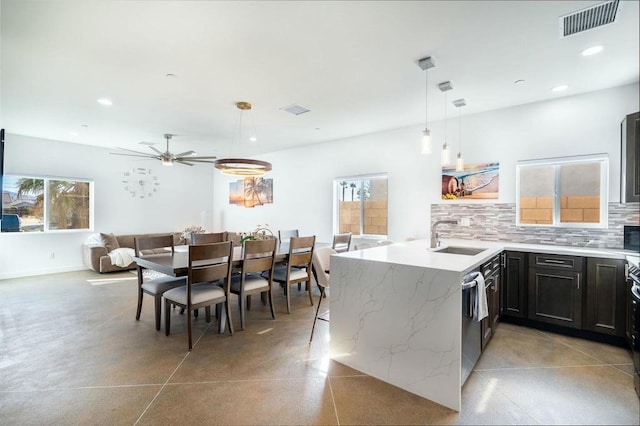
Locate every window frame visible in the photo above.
<box><xmin>333</xmin><ymin>173</ymin><xmax>388</xmax><ymax>238</ymax></box>
<box><xmin>2</xmin><ymin>173</ymin><xmax>95</xmax><ymax>233</ymax></box>
<box><xmin>515</xmin><ymin>154</ymin><xmax>609</xmax><ymax>228</ymax></box>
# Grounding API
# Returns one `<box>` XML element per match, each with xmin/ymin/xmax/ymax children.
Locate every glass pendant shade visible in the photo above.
<box><xmin>421</xmin><ymin>129</ymin><xmax>432</xmax><ymax>154</ymax></box>
<box><xmin>441</xmin><ymin>143</ymin><xmax>450</xmax><ymax>165</ymax></box>
<box><xmin>456</xmin><ymin>153</ymin><xmax>464</xmax><ymax>171</ymax></box>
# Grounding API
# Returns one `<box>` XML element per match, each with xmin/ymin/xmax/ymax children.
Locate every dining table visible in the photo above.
<box><xmin>132</xmin><ymin>241</ymin><xmax>328</xmax><ymax>278</ymax></box>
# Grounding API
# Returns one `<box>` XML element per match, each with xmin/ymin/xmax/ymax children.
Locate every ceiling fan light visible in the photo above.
<box><xmin>162</xmin><ymin>158</ymin><xmax>174</xmax><ymax>166</ymax></box>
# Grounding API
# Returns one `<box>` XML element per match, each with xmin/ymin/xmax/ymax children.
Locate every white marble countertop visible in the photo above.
<box><xmin>337</xmin><ymin>239</ymin><xmax>503</xmax><ymax>273</ymax></box>
<box><xmin>336</xmin><ymin>238</ymin><xmax>638</xmax><ymax>274</ymax></box>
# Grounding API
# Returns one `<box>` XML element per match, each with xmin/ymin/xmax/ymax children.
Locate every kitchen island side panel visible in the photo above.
<box><xmin>330</xmin><ymin>255</ymin><xmax>463</xmax><ymax>411</ymax></box>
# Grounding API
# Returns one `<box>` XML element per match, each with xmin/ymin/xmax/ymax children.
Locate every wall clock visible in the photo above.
<box><xmin>122</xmin><ymin>168</ymin><xmax>159</xmax><ymax>198</ymax></box>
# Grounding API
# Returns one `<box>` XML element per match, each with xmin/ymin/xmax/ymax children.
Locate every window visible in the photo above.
<box><xmin>335</xmin><ymin>174</ymin><xmax>388</xmax><ymax>237</ymax></box>
<box><xmin>516</xmin><ymin>154</ymin><xmax>608</xmax><ymax>228</ymax></box>
<box><xmin>2</xmin><ymin>174</ymin><xmax>93</xmax><ymax>232</ymax></box>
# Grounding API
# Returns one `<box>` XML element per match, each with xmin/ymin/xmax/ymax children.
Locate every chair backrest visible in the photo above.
<box><xmin>312</xmin><ymin>247</ymin><xmax>335</xmax><ymax>289</ymax></box>
<box><xmin>278</xmin><ymin>229</ymin><xmax>299</xmax><ymax>244</ymax></box>
<box><xmin>188</xmin><ymin>241</ymin><xmax>233</xmax><ymax>293</ymax></box>
<box><xmin>191</xmin><ymin>232</ymin><xmax>227</xmax><ymax>245</ymax></box>
<box><xmin>353</xmin><ymin>242</ymin><xmax>375</xmax><ymax>251</ymax></box>
<box><xmin>134</xmin><ymin>234</ymin><xmax>175</xmax><ymax>257</ymax></box>
<box><xmin>242</xmin><ymin>238</ymin><xmax>277</xmax><ymax>275</ymax></box>
<box><xmin>332</xmin><ymin>232</ymin><xmax>352</xmax><ymax>253</ymax></box>
<box><xmin>288</xmin><ymin>235</ymin><xmax>315</xmax><ymax>269</ymax></box>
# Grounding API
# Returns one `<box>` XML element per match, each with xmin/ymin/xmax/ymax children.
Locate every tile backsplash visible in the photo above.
<box><xmin>430</xmin><ymin>202</ymin><xmax>640</xmax><ymax>249</ymax></box>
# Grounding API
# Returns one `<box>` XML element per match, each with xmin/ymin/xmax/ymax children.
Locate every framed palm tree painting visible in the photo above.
<box><xmin>229</xmin><ymin>177</ymin><xmax>273</xmax><ymax>208</ymax></box>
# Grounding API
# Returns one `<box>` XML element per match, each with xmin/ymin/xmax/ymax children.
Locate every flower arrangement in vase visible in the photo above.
<box><xmin>181</xmin><ymin>225</ymin><xmax>206</xmax><ymax>244</ymax></box>
<box><xmin>239</xmin><ymin>223</ymin><xmax>274</xmax><ymax>244</ymax></box>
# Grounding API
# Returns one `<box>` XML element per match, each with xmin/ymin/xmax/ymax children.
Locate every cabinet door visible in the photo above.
<box><xmin>502</xmin><ymin>251</ymin><xmax>527</xmax><ymax>318</ymax></box>
<box><xmin>491</xmin><ymin>273</ymin><xmax>501</xmax><ymax>330</ymax></box>
<box><xmin>528</xmin><ymin>267</ymin><xmax>582</xmax><ymax>328</ymax></box>
<box><xmin>585</xmin><ymin>258</ymin><xmax>626</xmax><ymax>336</ymax></box>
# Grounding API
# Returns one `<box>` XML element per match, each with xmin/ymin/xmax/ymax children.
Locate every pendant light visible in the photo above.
<box><xmin>453</xmin><ymin>98</ymin><xmax>467</xmax><ymax>171</ymax></box>
<box><xmin>214</xmin><ymin>101</ymin><xmax>272</xmax><ymax>177</ymax></box>
<box><xmin>418</xmin><ymin>57</ymin><xmax>435</xmax><ymax>154</ymax></box>
<box><xmin>438</xmin><ymin>81</ymin><xmax>453</xmax><ymax>165</ymax></box>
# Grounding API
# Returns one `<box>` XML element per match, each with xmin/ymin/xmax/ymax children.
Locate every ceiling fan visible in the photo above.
<box><xmin>111</xmin><ymin>133</ymin><xmax>217</xmax><ymax>166</ymax></box>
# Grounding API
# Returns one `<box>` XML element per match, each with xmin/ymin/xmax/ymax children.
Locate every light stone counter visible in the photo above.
<box><xmin>329</xmin><ymin>239</ymin><xmax>500</xmax><ymax>411</ymax></box>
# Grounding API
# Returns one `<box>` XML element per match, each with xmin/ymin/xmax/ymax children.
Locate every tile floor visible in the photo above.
<box><xmin>0</xmin><ymin>269</ymin><xmax>638</xmax><ymax>425</ymax></box>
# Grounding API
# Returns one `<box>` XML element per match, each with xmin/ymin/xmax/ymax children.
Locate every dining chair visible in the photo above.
<box><xmin>278</xmin><ymin>229</ymin><xmax>299</xmax><ymax>245</ymax></box>
<box><xmin>332</xmin><ymin>232</ymin><xmax>352</xmax><ymax>253</ymax></box>
<box><xmin>270</xmin><ymin>235</ymin><xmax>316</xmax><ymax>314</ymax></box>
<box><xmin>353</xmin><ymin>242</ymin><xmax>375</xmax><ymax>250</ymax></box>
<box><xmin>191</xmin><ymin>232</ymin><xmax>227</xmax><ymax>244</ymax></box>
<box><xmin>134</xmin><ymin>235</ymin><xmax>187</xmax><ymax>331</ymax></box>
<box><xmin>310</xmin><ymin>246</ymin><xmax>336</xmax><ymax>343</ymax></box>
<box><xmin>163</xmin><ymin>241</ymin><xmax>234</xmax><ymax>350</ymax></box>
<box><xmin>230</xmin><ymin>238</ymin><xmax>277</xmax><ymax>330</ymax></box>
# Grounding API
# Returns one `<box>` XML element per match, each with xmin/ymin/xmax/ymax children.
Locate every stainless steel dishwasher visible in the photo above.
<box><xmin>461</xmin><ymin>270</ymin><xmax>482</xmax><ymax>385</ymax></box>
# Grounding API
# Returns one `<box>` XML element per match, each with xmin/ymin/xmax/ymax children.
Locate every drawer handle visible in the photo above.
<box><xmin>577</xmin><ymin>272</ymin><xmax>580</xmax><ymax>290</ymax></box>
<box><xmin>541</xmin><ymin>259</ymin><xmax>565</xmax><ymax>264</ymax></box>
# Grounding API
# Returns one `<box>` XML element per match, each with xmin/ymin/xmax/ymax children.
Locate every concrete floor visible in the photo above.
<box><xmin>0</xmin><ymin>269</ymin><xmax>638</xmax><ymax>425</ymax></box>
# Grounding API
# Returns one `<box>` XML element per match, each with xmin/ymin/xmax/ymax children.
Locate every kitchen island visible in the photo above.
<box><xmin>329</xmin><ymin>239</ymin><xmax>502</xmax><ymax>411</ymax></box>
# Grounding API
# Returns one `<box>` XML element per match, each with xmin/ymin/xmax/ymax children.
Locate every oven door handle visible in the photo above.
<box><xmin>632</xmin><ymin>285</ymin><xmax>640</xmax><ymax>300</ymax></box>
<box><xmin>461</xmin><ymin>280</ymin><xmax>477</xmax><ymax>290</ymax></box>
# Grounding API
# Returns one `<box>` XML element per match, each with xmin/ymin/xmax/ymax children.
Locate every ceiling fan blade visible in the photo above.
<box><xmin>174</xmin><ymin>150</ymin><xmax>196</xmax><ymax>157</ymax></box>
<box><xmin>148</xmin><ymin>146</ymin><xmax>164</xmax><ymax>155</ymax></box>
<box><xmin>186</xmin><ymin>156</ymin><xmax>218</xmax><ymax>160</ymax></box>
<box><xmin>176</xmin><ymin>158</ymin><xmax>217</xmax><ymax>163</ymax></box>
<box><xmin>175</xmin><ymin>160</ymin><xmax>195</xmax><ymax>166</ymax></box>
<box><xmin>110</xmin><ymin>152</ymin><xmax>159</xmax><ymax>159</ymax></box>
<box><xmin>112</xmin><ymin>147</ymin><xmax>158</xmax><ymax>156</ymax></box>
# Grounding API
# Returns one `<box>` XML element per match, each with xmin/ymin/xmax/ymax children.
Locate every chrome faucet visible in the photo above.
<box><xmin>430</xmin><ymin>220</ymin><xmax>459</xmax><ymax>248</ymax></box>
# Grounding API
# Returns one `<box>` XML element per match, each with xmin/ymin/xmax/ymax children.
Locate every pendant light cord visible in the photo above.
<box><xmin>458</xmin><ymin>106</ymin><xmax>462</xmax><ymax>154</ymax></box>
<box><xmin>425</xmin><ymin>68</ymin><xmax>428</xmax><ymax>127</ymax></box>
<box><xmin>443</xmin><ymin>91</ymin><xmax>448</xmax><ymax>144</ymax></box>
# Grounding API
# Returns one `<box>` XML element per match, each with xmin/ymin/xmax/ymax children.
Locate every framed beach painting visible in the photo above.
<box><xmin>441</xmin><ymin>162</ymin><xmax>499</xmax><ymax>200</ymax></box>
<box><xmin>229</xmin><ymin>177</ymin><xmax>273</xmax><ymax>208</ymax></box>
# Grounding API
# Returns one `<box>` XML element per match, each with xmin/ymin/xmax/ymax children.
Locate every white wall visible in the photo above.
<box><xmin>213</xmin><ymin>83</ymin><xmax>639</xmax><ymax>245</ymax></box>
<box><xmin>0</xmin><ymin>134</ymin><xmax>215</xmax><ymax>279</ymax></box>
<box><xmin>2</xmin><ymin>83</ymin><xmax>637</xmax><ymax>278</ymax></box>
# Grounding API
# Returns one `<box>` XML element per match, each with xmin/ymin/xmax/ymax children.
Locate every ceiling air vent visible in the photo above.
<box><xmin>559</xmin><ymin>0</ymin><xmax>622</xmax><ymax>38</ymax></box>
<box><xmin>280</xmin><ymin>104</ymin><xmax>311</xmax><ymax>116</ymax></box>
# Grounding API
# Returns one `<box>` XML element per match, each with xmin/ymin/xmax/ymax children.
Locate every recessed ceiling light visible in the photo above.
<box><xmin>551</xmin><ymin>85</ymin><xmax>568</xmax><ymax>92</ymax></box>
<box><xmin>249</xmin><ymin>136</ymin><xmax>257</xmax><ymax>142</ymax></box>
<box><xmin>514</xmin><ymin>79</ymin><xmax>525</xmax><ymax>84</ymax></box>
<box><xmin>97</xmin><ymin>98</ymin><xmax>113</xmax><ymax>106</ymax></box>
<box><xmin>81</xmin><ymin>124</ymin><xmax>89</xmax><ymax>128</ymax></box>
<box><xmin>581</xmin><ymin>45</ymin><xmax>604</xmax><ymax>56</ymax></box>
<box><xmin>166</xmin><ymin>73</ymin><xmax>176</xmax><ymax>78</ymax></box>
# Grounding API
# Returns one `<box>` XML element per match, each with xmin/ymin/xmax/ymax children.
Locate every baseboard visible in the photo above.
<box><xmin>0</xmin><ymin>265</ymin><xmax>88</xmax><ymax>280</ymax></box>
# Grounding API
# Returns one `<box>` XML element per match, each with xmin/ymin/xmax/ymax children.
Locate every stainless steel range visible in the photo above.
<box><xmin>626</xmin><ymin>254</ymin><xmax>640</xmax><ymax>399</ymax></box>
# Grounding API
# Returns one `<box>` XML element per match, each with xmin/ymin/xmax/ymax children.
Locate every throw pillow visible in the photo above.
<box><xmin>100</xmin><ymin>233</ymin><xmax>120</xmax><ymax>252</ymax></box>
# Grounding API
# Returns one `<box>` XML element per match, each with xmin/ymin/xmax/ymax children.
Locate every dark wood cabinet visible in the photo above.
<box><xmin>527</xmin><ymin>254</ymin><xmax>584</xmax><ymax>329</ymax></box>
<box><xmin>481</xmin><ymin>255</ymin><xmax>501</xmax><ymax>350</ymax></box>
<box><xmin>585</xmin><ymin>257</ymin><xmax>627</xmax><ymax>337</ymax></box>
<box><xmin>621</xmin><ymin>111</ymin><xmax>639</xmax><ymax>203</ymax></box>
<box><xmin>501</xmin><ymin>251</ymin><xmax>527</xmax><ymax>318</ymax></box>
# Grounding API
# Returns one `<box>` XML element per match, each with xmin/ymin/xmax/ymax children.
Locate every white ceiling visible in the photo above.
<box><xmin>1</xmin><ymin>1</ymin><xmax>638</xmax><ymax>158</ymax></box>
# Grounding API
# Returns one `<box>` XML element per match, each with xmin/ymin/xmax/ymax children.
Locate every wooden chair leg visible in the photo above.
<box><xmin>239</xmin><ymin>293</ymin><xmax>246</xmax><ymax>331</ymax></box>
<box><xmin>309</xmin><ymin>287</ymin><xmax>325</xmax><ymax>343</ymax></box>
<box><xmin>205</xmin><ymin>306</ymin><xmax>211</xmax><ymax>323</ymax></box>
<box><xmin>165</xmin><ymin>299</ymin><xmax>172</xmax><ymax>336</ymax></box>
<box><xmin>154</xmin><ymin>295</ymin><xmax>162</xmax><ymax>331</ymax></box>
<box><xmin>286</xmin><ymin>284</ymin><xmax>291</xmax><ymax>314</ymax></box>
<box><xmin>268</xmin><ymin>288</ymin><xmax>276</xmax><ymax>319</ymax></box>
<box><xmin>225</xmin><ymin>298</ymin><xmax>234</xmax><ymax>335</ymax></box>
<box><xmin>260</xmin><ymin>291</ymin><xmax>267</xmax><ymax>305</ymax></box>
<box><xmin>246</xmin><ymin>294</ymin><xmax>252</xmax><ymax>310</ymax></box>
<box><xmin>306</xmin><ymin>281</ymin><xmax>314</xmax><ymax>306</ymax></box>
<box><xmin>187</xmin><ymin>308</ymin><xmax>193</xmax><ymax>351</ymax></box>
<box><xmin>298</xmin><ymin>283</ymin><xmax>301</xmax><ymax>291</ymax></box>
<box><xmin>136</xmin><ymin>288</ymin><xmax>144</xmax><ymax>320</ymax></box>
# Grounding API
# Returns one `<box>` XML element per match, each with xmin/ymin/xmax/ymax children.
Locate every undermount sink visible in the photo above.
<box><xmin>433</xmin><ymin>246</ymin><xmax>487</xmax><ymax>256</ymax></box>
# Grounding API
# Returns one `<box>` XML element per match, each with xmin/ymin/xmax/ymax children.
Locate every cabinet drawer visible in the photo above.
<box><xmin>528</xmin><ymin>253</ymin><xmax>583</xmax><ymax>271</ymax></box>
